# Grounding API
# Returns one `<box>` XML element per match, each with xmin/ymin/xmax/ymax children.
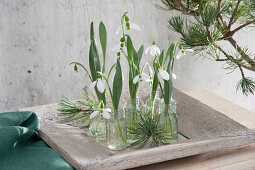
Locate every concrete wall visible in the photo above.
<box><xmin>0</xmin><ymin>0</ymin><xmax>254</xmax><ymax>112</ymax></box>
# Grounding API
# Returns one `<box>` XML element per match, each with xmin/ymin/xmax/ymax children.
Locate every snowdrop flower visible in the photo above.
<box><xmin>116</xmin><ymin>22</ymin><xmax>141</xmax><ymax>35</ymax></box>
<box><xmin>133</xmin><ymin>73</ymin><xmax>152</xmax><ymax>84</ymax></box>
<box><xmin>89</xmin><ymin>78</ymin><xmax>107</xmax><ymax>93</ymax></box>
<box><xmin>145</xmin><ymin>43</ymin><xmax>160</xmax><ymax>57</ymax></box>
<box><xmin>158</xmin><ymin>69</ymin><xmax>169</xmax><ymax>81</ymax></box>
<box><xmin>176</xmin><ymin>49</ymin><xmax>194</xmax><ymax>60</ymax></box>
<box><xmin>90</xmin><ymin>108</ymin><xmax>111</xmax><ymax>119</ymax></box>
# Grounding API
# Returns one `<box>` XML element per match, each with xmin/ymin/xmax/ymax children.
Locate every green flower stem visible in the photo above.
<box><xmin>169</xmin><ymin>118</ymin><xmax>174</xmax><ymax>138</ymax></box>
<box><xmin>98</xmin><ymin>73</ymin><xmax>116</xmax><ymax>110</ymax></box>
<box><xmin>118</xmin><ymin>122</ymin><xmax>127</xmax><ymax>144</ymax></box>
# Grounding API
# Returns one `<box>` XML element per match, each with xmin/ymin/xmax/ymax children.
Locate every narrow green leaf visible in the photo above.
<box><xmin>137</xmin><ymin>45</ymin><xmax>144</xmax><ymax>66</ymax></box>
<box><xmin>164</xmin><ymin>55</ymin><xmax>174</xmax><ymax>105</ymax></box>
<box><xmin>89</xmin><ymin>42</ymin><xmax>97</xmax><ymax>81</ymax></box>
<box><xmin>129</xmin><ymin>66</ymin><xmax>134</xmax><ymax>98</ymax></box>
<box><xmin>164</xmin><ymin>43</ymin><xmax>175</xmax><ymax>67</ymax></box>
<box><xmin>127</xmin><ymin>35</ymin><xmax>134</xmax><ymax>64</ymax></box>
<box><xmin>159</xmin><ymin>50</ymin><xmax>164</xmax><ymax>65</ymax></box>
<box><xmin>99</xmin><ymin>22</ymin><xmax>107</xmax><ymax>73</ymax></box>
<box><xmin>133</xmin><ymin>50</ymin><xmax>139</xmax><ymax>67</ymax></box>
<box><xmin>90</xmin><ymin>22</ymin><xmax>101</xmax><ymax>71</ymax></box>
<box><xmin>113</xmin><ymin>59</ymin><xmax>123</xmax><ymax>111</ymax></box>
<box><xmin>151</xmin><ymin>71</ymin><xmax>159</xmax><ymax>102</ymax></box>
<box><xmin>90</xmin><ymin>22</ymin><xmax>95</xmax><ymax>42</ymax></box>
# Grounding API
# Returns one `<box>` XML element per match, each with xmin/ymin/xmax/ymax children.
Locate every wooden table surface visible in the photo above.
<box><xmin>133</xmin><ymin>89</ymin><xmax>255</xmax><ymax>170</ymax></box>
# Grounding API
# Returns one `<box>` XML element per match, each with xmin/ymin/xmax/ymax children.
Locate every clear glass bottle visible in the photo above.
<box><xmin>145</xmin><ymin>90</ymin><xmax>163</xmax><ymax>118</ymax></box>
<box><xmin>89</xmin><ymin>115</ymin><xmax>106</xmax><ymax>141</ymax></box>
<box><xmin>123</xmin><ymin>98</ymin><xmax>144</xmax><ymax>144</ymax></box>
<box><xmin>159</xmin><ymin>99</ymin><xmax>178</xmax><ymax>143</ymax></box>
<box><xmin>106</xmin><ymin>109</ymin><xmax>127</xmax><ymax>150</ymax></box>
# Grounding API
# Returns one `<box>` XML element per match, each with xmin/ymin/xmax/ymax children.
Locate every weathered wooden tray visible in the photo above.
<box><xmin>20</xmin><ymin>88</ymin><xmax>255</xmax><ymax>170</ymax></box>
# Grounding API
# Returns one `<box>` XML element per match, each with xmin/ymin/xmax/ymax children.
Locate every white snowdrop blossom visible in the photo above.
<box><xmin>172</xmin><ymin>73</ymin><xmax>177</xmax><ymax>80</ymax></box>
<box><xmin>130</xmin><ymin>23</ymin><xmax>141</xmax><ymax>31</ymax></box>
<box><xmin>116</xmin><ymin>22</ymin><xmax>141</xmax><ymax>35</ymax></box>
<box><xmin>90</xmin><ymin>108</ymin><xmax>111</xmax><ymax>119</ymax></box>
<box><xmin>133</xmin><ymin>73</ymin><xmax>152</xmax><ymax>84</ymax></box>
<box><xmin>89</xmin><ymin>78</ymin><xmax>107</xmax><ymax>93</ymax></box>
<box><xmin>158</xmin><ymin>69</ymin><xmax>169</xmax><ymax>81</ymax></box>
<box><xmin>145</xmin><ymin>45</ymin><xmax>160</xmax><ymax>57</ymax></box>
<box><xmin>176</xmin><ymin>49</ymin><xmax>194</xmax><ymax>60</ymax></box>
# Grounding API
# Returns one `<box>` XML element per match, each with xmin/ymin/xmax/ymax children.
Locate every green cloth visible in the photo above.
<box><xmin>0</xmin><ymin>111</ymin><xmax>73</xmax><ymax>170</ymax></box>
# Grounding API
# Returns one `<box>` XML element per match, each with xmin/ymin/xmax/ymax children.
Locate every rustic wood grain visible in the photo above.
<box><xmin>173</xmin><ymin>88</ymin><xmax>255</xmax><ymax>139</ymax></box>
<box><xmin>88</xmin><ymin>136</ymin><xmax>254</xmax><ymax>170</ymax></box>
<box><xmin>19</xmin><ymin>88</ymin><xmax>255</xmax><ymax>169</ymax></box>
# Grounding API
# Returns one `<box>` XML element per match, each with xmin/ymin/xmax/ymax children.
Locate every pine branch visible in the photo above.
<box><xmin>58</xmin><ymin>92</ymin><xmax>97</xmax><ymax>125</ymax></box>
<box><xmin>231</xmin><ymin>19</ymin><xmax>255</xmax><ymax>35</ymax></box>
<box><xmin>228</xmin><ymin>0</ymin><xmax>242</xmax><ymax>28</ymax></box>
<box><xmin>129</xmin><ymin>113</ymin><xmax>170</xmax><ymax>148</ymax></box>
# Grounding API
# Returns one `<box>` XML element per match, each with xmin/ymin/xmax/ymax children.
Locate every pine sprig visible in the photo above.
<box><xmin>159</xmin><ymin>0</ymin><xmax>255</xmax><ymax>95</ymax></box>
<box><xmin>58</xmin><ymin>92</ymin><xmax>97</xmax><ymax>125</ymax></box>
<box><xmin>236</xmin><ymin>77</ymin><xmax>255</xmax><ymax>96</ymax></box>
<box><xmin>129</xmin><ymin>113</ymin><xmax>169</xmax><ymax>149</ymax></box>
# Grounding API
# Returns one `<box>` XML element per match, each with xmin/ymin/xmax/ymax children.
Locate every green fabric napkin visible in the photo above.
<box><xmin>0</xmin><ymin>111</ymin><xmax>73</xmax><ymax>170</ymax></box>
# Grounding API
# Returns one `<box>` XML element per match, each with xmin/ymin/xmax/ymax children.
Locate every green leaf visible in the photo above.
<box><xmin>159</xmin><ymin>50</ymin><xmax>164</xmax><ymax>65</ymax></box>
<box><xmin>164</xmin><ymin>62</ymin><xmax>173</xmax><ymax>104</ymax></box>
<box><xmin>113</xmin><ymin>59</ymin><xmax>123</xmax><ymax>111</ymax></box>
<box><xmin>89</xmin><ymin>42</ymin><xmax>97</xmax><ymax>81</ymax></box>
<box><xmin>127</xmin><ymin>35</ymin><xmax>134</xmax><ymax>64</ymax></box>
<box><xmin>90</xmin><ymin>22</ymin><xmax>101</xmax><ymax>71</ymax></box>
<box><xmin>151</xmin><ymin>70</ymin><xmax>159</xmax><ymax>102</ymax></box>
<box><xmin>99</xmin><ymin>22</ymin><xmax>107</xmax><ymax>73</ymax></box>
<box><xmin>164</xmin><ymin>50</ymin><xmax>174</xmax><ymax>104</ymax></box>
<box><xmin>133</xmin><ymin>50</ymin><xmax>139</xmax><ymax>68</ymax></box>
<box><xmin>137</xmin><ymin>45</ymin><xmax>144</xmax><ymax>66</ymax></box>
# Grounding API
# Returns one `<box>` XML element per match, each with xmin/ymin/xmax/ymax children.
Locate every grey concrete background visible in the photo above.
<box><xmin>0</xmin><ymin>0</ymin><xmax>254</xmax><ymax>112</ymax></box>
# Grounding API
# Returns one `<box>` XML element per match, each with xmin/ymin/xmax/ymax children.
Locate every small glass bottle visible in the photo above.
<box><xmin>106</xmin><ymin>109</ymin><xmax>127</xmax><ymax>150</ymax></box>
<box><xmin>123</xmin><ymin>98</ymin><xmax>144</xmax><ymax>144</ymax></box>
<box><xmin>159</xmin><ymin>99</ymin><xmax>178</xmax><ymax>143</ymax></box>
<box><xmin>145</xmin><ymin>90</ymin><xmax>163</xmax><ymax>118</ymax></box>
<box><xmin>89</xmin><ymin>115</ymin><xmax>106</xmax><ymax>141</ymax></box>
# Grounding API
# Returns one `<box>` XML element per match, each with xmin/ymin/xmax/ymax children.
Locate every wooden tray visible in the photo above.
<box><xmin>20</xmin><ymin>88</ymin><xmax>255</xmax><ymax>170</ymax></box>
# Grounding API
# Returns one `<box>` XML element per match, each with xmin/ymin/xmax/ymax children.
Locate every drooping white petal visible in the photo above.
<box><xmin>158</xmin><ymin>69</ymin><xmax>169</xmax><ymax>81</ymax></box>
<box><xmin>184</xmin><ymin>49</ymin><xmax>194</xmax><ymax>53</ymax></box>
<box><xmin>141</xmin><ymin>73</ymin><xmax>152</xmax><ymax>82</ymax></box>
<box><xmin>116</xmin><ymin>26</ymin><xmax>122</xmax><ymax>35</ymax></box>
<box><xmin>89</xmin><ymin>81</ymin><xmax>97</xmax><ymax>91</ymax></box>
<box><xmin>155</xmin><ymin>46</ymin><xmax>161</xmax><ymax>55</ymax></box>
<box><xmin>102</xmin><ymin>108</ymin><xmax>111</xmax><ymax>113</ymax></box>
<box><xmin>176</xmin><ymin>51</ymin><xmax>182</xmax><ymax>60</ymax></box>
<box><xmin>172</xmin><ymin>73</ymin><xmax>177</xmax><ymax>79</ymax></box>
<box><xmin>130</xmin><ymin>23</ymin><xmax>141</xmax><ymax>31</ymax></box>
<box><xmin>150</xmin><ymin>47</ymin><xmax>156</xmax><ymax>56</ymax></box>
<box><xmin>145</xmin><ymin>47</ymin><xmax>151</xmax><ymax>55</ymax></box>
<box><xmin>133</xmin><ymin>75</ymin><xmax>140</xmax><ymax>84</ymax></box>
<box><xmin>97</xmin><ymin>79</ymin><xmax>106</xmax><ymax>93</ymax></box>
<box><xmin>90</xmin><ymin>111</ymin><xmax>99</xmax><ymax>119</ymax></box>
<box><xmin>112</xmin><ymin>43</ymin><xmax>121</xmax><ymax>53</ymax></box>
<box><xmin>102</xmin><ymin>110</ymin><xmax>111</xmax><ymax>119</ymax></box>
